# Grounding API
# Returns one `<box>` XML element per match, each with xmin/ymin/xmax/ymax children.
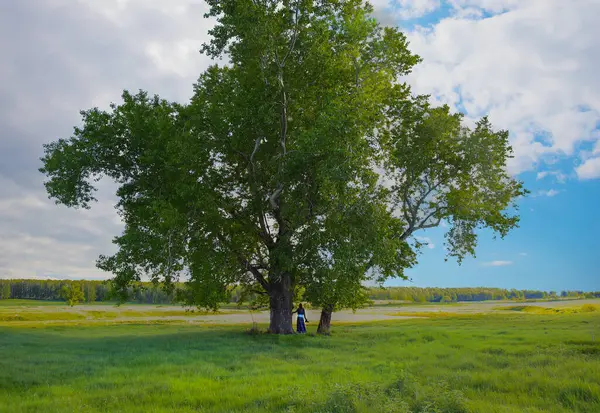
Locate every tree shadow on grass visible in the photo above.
<box><xmin>0</xmin><ymin>324</ymin><xmax>339</xmax><ymax>392</ymax></box>
<box><xmin>2</xmin><ymin>324</ymin><xmax>388</xmax><ymax>412</ymax></box>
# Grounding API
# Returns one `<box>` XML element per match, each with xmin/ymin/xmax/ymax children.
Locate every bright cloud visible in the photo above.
<box><xmin>536</xmin><ymin>170</ymin><xmax>567</xmax><ymax>184</ymax></box>
<box><xmin>1</xmin><ymin>1</ymin><xmax>599</xmax><ymax>281</ymax></box>
<box><xmin>370</xmin><ymin>0</ymin><xmax>441</xmax><ymax>21</ymax></box>
<box><xmin>531</xmin><ymin>189</ymin><xmax>560</xmax><ymax>198</ymax></box>
<box><xmin>482</xmin><ymin>260</ymin><xmax>513</xmax><ymax>267</ymax></box>
<box><xmin>576</xmin><ymin>157</ymin><xmax>600</xmax><ymax>180</ymax></box>
<box><xmin>404</xmin><ymin>0</ymin><xmax>600</xmax><ymax>176</ymax></box>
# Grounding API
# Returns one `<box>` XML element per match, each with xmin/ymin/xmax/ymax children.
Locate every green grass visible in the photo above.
<box><xmin>0</xmin><ymin>308</ymin><xmax>228</xmax><ymax>324</ymax></box>
<box><xmin>497</xmin><ymin>304</ymin><xmax>600</xmax><ymax>314</ymax></box>
<box><xmin>0</xmin><ymin>299</ymin><xmax>67</xmax><ymax>307</ymax></box>
<box><xmin>371</xmin><ymin>300</ymin><xmax>467</xmax><ymax>308</ymax></box>
<box><xmin>0</xmin><ymin>312</ymin><xmax>86</xmax><ymax>322</ymax></box>
<box><xmin>1</xmin><ymin>312</ymin><xmax>599</xmax><ymax>413</ymax></box>
<box><xmin>386</xmin><ymin>311</ymin><xmax>457</xmax><ymax>318</ymax></box>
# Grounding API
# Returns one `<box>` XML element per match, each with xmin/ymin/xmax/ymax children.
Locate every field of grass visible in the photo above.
<box><xmin>1</xmin><ymin>300</ymin><xmax>599</xmax><ymax>412</ymax></box>
<box><xmin>0</xmin><ymin>300</ymin><xmax>229</xmax><ymax>323</ymax></box>
<box><xmin>0</xmin><ymin>299</ymin><xmax>67</xmax><ymax>306</ymax></box>
<box><xmin>496</xmin><ymin>304</ymin><xmax>600</xmax><ymax>314</ymax></box>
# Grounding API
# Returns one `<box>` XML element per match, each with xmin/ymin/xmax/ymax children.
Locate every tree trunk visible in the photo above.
<box><xmin>317</xmin><ymin>306</ymin><xmax>333</xmax><ymax>335</ymax></box>
<box><xmin>268</xmin><ymin>273</ymin><xmax>294</xmax><ymax>334</ymax></box>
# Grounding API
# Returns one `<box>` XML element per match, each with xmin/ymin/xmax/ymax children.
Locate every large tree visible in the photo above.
<box><xmin>307</xmin><ymin>94</ymin><xmax>527</xmax><ymax>333</ymax></box>
<box><xmin>40</xmin><ymin>0</ymin><xmax>524</xmax><ymax>334</ymax></box>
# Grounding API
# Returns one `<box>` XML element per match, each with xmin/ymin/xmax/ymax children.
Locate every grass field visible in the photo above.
<box><xmin>0</xmin><ymin>300</ymin><xmax>599</xmax><ymax>412</ymax></box>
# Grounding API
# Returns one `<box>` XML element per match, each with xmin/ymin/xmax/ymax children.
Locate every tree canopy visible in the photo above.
<box><xmin>40</xmin><ymin>0</ymin><xmax>525</xmax><ymax>334</ymax></box>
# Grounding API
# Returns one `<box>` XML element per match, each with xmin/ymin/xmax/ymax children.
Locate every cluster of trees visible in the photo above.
<box><xmin>0</xmin><ymin>279</ymin><xmax>176</xmax><ymax>304</ymax></box>
<box><xmin>367</xmin><ymin>287</ymin><xmax>600</xmax><ymax>303</ymax></box>
<box><xmin>2</xmin><ymin>279</ymin><xmax>598</xmax><ymax>305</ymax></box>
<box><xmin>39</xmin><ymin>1</ymin><xmax>527</xmax><ymax>334</ymax></box>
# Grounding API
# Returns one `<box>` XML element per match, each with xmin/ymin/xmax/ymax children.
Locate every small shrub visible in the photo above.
<box><xmin>581</xmin><ymin>304</ymin><xmax>598</xmax><ymax>313</ymax></box>
<box><xmin>497</xmin><ymin>304</ymin><xmax>600</xmax><ymax>314</ymax></box>
<box><xmin>245</xmin><ymin>322</ymin><xmax>262</xmax><ymax>335</ymax></box>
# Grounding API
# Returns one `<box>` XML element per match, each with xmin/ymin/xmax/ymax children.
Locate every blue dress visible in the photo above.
<box><xmin>296</xmin><ymin>308</ymin><xmax>307</xmax><ymax>333</ymax></box>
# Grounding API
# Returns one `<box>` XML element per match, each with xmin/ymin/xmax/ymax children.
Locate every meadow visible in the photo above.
<box><xmin>0</xmin><ymin>300</ymin><xmax>599</xmax><ymax>413</ymax></box>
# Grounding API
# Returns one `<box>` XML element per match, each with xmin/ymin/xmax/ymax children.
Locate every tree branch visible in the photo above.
<box><xmin>398</xmin><ymin>174</ymin><xmax>446</xmax><ymax>240</ymax></box>
<box><xmin>246</xmin><ymin>136</ymin><xmax>275</xmax><ymax>248</ymax></box>
<box><xmin>399</xmin><ymin>206</ymin><xmax>447</xmax><ymax>240</ymax></box>
<box><xmin>280</xmin><ymin>1</ymin><xmax>301</xmax><ymax>67</ymax></box>
<box><xmin>269</xmin><ymin>183</ymin><xmax>284</xmax><ymax>211</ymax></box>
<box><xmin>416</xmin><ymin>207</ymin><xmax>445</xmax><ymax>230</ymax></box>
<box><xmin>419</xmin><ymin>217</ymin><xmax>443</xmax><ymax>230</ymax></box>
<box><xmin>250</xmin><ymin>137</ymin><xmax>261</xmax><ymax>163</ymax></box>
<box><xmin>213</xmin><ymin>230</ymin><xmax>270</xmax><ymax>291</ymax></box>
<box><xmin>243</xmin><ymin>260</ymin><xmax>270</xmax><ymax>292</ymax></box>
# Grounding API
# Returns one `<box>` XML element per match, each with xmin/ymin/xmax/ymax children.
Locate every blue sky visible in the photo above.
<box><xmin>383</xmin><ymin>1</ymin><xmax>600</xmax><ymax>291</ymax></box>
<box><xmin>0</xmin><ymin>1</ymin><xmax>599</xmax><ymax>292</ymax></box>
<box><xmin>390</xmin><ymin>172</ymin><xmax>600</xmax><ymax>291</ymax></box>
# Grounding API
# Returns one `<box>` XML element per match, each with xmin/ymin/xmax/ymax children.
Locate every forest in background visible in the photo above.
<box><xmin>1</xmin><ymin>279</ymin><xmax>598</xmax><ymax>306</ymax></box>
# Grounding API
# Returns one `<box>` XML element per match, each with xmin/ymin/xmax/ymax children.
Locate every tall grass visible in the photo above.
<box><xmin>0</xmin><ymin>310</ymin><xmax>599</xmax><ymax>412</ymax></box>
<box><xmin>497</xmin><ymin>304</ymin><xmax>600</xmax><ymax>314</ymax></box>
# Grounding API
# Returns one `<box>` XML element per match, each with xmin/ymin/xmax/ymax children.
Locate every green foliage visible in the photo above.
<box><xmin>0</xmin><ymin>279</ymin><xmax>181</xmax><ymax>304</ymax></box>
<box><xmin>39</xmin><ymin>1</ymin><xmax>525</xmax><ymax>329</ymax></box>
<box><xmin>84</xmin><ymin>283</ymin><xmax>97</xmax><ymax>303</ymax></box>
<box><xmin>382</xmin><ymin>97</ymin><xmax>526</xmax><ymax>263</ymax></box>
<box><xmin>367</xmin><ymin>287</ymin><xmax>568</xmax><ymax>303</ymax></box>
<box><xmin>0</xmin><ymin>281</ymin><xmax>11</xmax><ymax>299</ymax></box>
<box><xmin>3</xmin><ymin>279</ymin><xmax>598</xmax><ymax>307</ymax></box>
<box><xmin>60</xmin><ymin>283</ymin><xmax>85</xmax><ymax>307</ymax></box>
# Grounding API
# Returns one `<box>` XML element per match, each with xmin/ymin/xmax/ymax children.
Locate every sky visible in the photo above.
<box><xmin>0</xmin><ymin>0</ymin><xmax>599</xmax><ymax>292</ymax></box>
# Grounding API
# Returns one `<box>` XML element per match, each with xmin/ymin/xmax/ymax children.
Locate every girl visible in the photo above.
<box><xmin>292</xmin><ymin>303</ymin><xmax>308</xmax><ymax>333</ymax></box>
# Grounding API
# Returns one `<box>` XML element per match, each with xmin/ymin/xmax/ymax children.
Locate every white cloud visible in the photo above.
<box><xmin>576</xmin><ymin>156</ymin><xmax>600</xmax><ymax>180</ymax></box>
<box><xmin>536</xmin><ymin>170</ymin><xmax>567</xmax><ymax>183</ymax></box>
<box><xmin>0</xmin><ymin>177</ymin><xmax>121</xmax><ymax>280</ymax></box>
<box><xmin>542</xmin><ymin>189</ymin><xmax>560</xmax><ymax>197</ymax></box>
<box><xmin>0</xmin><ymin>1</ymin><xmax>214</xmax><ymax>280</ymax></box>
<box><xmin>370</xmin><ymin>0</ymin><xmax>441</xmax><ymax>21</ymax></box>
<box><xmin>519</xmin><ymin>252</ymin><xmax>528</xmax><ymax>256</ymax></box>
<box><xmin>531</xmin><ymin>189</ymin><xmax>560</xmax><ymax>198</ymax></box>
<box><xmin>405</xmin><ymin>0</ymin><xmax>600</xmax><ymax>176</ymax></box>
<box><xmin>396</xmin><ymin>0</ymin><xmax>442</xmax><ymax>19</ymax></box>
<box><xmin>448</xmin><ymin>0</ymin><xmax>521</xmax><ymax>14</ymax></box>
<box><xmin>415</xmin><ymin>236</ymin><xmax>436</xmax><ymax>249</ymax></box>
<box><xmin>482</xmin><ymin>260</ymin><xmax>513</xmax><ymax>267</ymax></box>
<box><xmin>1</xmin><ymin>0</ymin><xmax>599</xmax><ymax>281</ymax></box>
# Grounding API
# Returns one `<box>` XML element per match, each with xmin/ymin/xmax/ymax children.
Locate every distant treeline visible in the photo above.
<box><xmin>0</xmin><ymin>279</ymin><xmax>175</xmax><ymax>304</ymax></box>
<box><xmin>0</xmin><ymin>279</ymin><xmax>598</xmax><ymax>305</ymax></box>
<box><xmin>366</xmin><ymin>287</ymin><xmax>600</xmax><ymax>303</ymax></box>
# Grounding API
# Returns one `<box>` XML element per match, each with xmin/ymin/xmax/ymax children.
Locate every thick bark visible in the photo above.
<box><xmin>317</xmin><ymin>306</ymin><xmax>333</xmax><ymax>335</ymax></box>
<box><xmin>268</xmin><ymin>273</ymin><xmax>294</xmax><ymax>334</ymax></box>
